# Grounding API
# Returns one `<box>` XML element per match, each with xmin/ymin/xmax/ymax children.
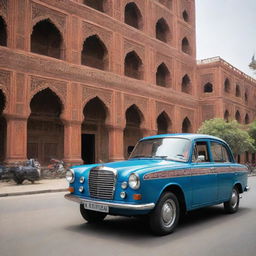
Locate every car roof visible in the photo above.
<box><xmin>141</xmin><ymin>133</ymin><xmax>226</xmax><ymax>143</ymax></box>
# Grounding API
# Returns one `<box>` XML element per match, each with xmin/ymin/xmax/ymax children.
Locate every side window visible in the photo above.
<box><xmin>210</xmin><ymin>142</ymin><xmax>231</xmax><ymax>163</ymax></box>
<box><xmin>192</xmin><ymin>141</ymin><xmax>210</xmax><ymax>162</ymax></box>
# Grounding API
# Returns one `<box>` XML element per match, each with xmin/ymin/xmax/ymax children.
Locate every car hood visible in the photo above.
<box><xmin>76</xmin><ymin>159</ymin><xmax>189</xmax><ymax>178</ymax></box>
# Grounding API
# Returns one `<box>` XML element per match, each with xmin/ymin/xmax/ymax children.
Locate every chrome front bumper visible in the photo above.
<box><xmin>64</xmin><ymin>194</ymin><xmax>155</xmax><ymax>211</ymax></box>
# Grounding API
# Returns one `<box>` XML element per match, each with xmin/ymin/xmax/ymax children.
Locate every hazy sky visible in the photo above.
<box><xmin>196</xmin><ymin>0</ymin><xmax>256</xmax><ymax>77</ymax></box>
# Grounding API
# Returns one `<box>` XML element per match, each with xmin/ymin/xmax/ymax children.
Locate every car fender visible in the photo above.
<box><xmin>156</xmin><ymin>182</ymin><xmax>188</xmax><ymax>210</ymax></box>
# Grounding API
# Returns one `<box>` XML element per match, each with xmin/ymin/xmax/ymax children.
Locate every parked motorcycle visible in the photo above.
<box><xmin>0</xmin><ymin>164</ymin><xmax>8</xmax><ymax>180</ymax></box>
<box><xmin>46</xmin><ymin>159</ymin><xmax>66</xmax><ymax>178</ymax></box>
<box><xmin>8</xmin><ymin>159</ymin><xmax>41</xmax><ymax>184</ymax></box>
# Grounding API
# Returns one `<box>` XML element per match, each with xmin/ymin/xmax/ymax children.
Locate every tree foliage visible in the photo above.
<box><xmin>248</xmin><ymin>120</ymin><xmax>256</xmax><ymax>149</ymax></box>
<box><xmin>198</xmin><ymin>118</ymin><xmax>255</xmax><ymax>156</ymax></box>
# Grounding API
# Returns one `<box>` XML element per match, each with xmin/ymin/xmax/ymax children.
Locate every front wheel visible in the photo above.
<box><xmin>149</xmin><ymin>192</ymin><xmax>180</xmax><ymax>236</ymax></box>
<box><xmin>224</xmin><ymin>187</ymin><xmax>240</xmax><ymax>214</ymax></box>
<box><xmin>80</xmin><ymin>204</ymin><xmax>107</xmax><ymax>223</ymax></box>
<box><xmin>13</xmin><ymin>177</ymin><xmax>24</xmax><ymax>185</ymax></box>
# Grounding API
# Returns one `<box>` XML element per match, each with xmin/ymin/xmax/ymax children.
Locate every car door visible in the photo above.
<box><xmin>209</xmin><ymin>140</ymin><xmax>234</xmax><ymax>201</ymax></box>
<box><xmin>191</xmin><ymin>140</ymin><xmax>218</xmax><ymax>208</ymax></box>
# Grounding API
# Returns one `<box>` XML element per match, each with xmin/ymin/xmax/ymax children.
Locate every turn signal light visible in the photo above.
<box><xmin>133</xmin><ymin>194</ymin><xmax>142</xmax><ymax>200</ymax></box>
<box><xmin>68</xmin><ymin>187</ymin><xmax>74</xmax><ymax>193</ymax></box>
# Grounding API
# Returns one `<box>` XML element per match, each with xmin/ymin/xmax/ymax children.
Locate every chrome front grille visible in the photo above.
<box><xmin>88</xmin><ymin>167</ymin><xmax>117</xmax><ymax>200</ymax></box>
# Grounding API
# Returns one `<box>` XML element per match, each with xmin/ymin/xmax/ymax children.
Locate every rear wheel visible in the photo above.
<box><xmin>149</xmin><ymin>192</ymin><xmax>180</xmax><ymax>236</ymax></box>
<box><xmin>224</xmin><ymin>187</ymin><xmax>240</xmax><ymax>213</ymax></box>
<box><xmin>80</xmin><ymin>204</ymin><xmax>107</xmax><ymax>223</ymax></box>
<box><xmin>13</xmin><ymin>177</ymin><xmax>24</xmax><ymax>184</ymax></box>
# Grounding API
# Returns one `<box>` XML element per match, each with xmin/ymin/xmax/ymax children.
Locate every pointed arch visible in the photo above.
<box><xmin>182</xmin><ymin>117</ymin><xmax>192</xmax><ymax>133</ymax></box>
<box><xmin>204</xmin><ymin>82</ymin><xmax>213</xmax><ymax>93</ymax></box>
<box><xmin>81</xmin><ymin>34</ymin><xmax>108</xmax><ymax>70</ymax></box>
<box><xmin>0</xmin><ymin>89</ymin><xmax>6</xmax><ymax>115</ymax></box>
<box><xmin>181</xmin><ymin>37</ymin><xmax>191</xmax><ymax>55</ymax></box>
<box><xmin>245</xmin><ymin>114</ymin><xmax>250</xmax><ymax>125</ymax></box>
<box><xmin>0</xmin><ymin>89</ymin><xmax>6</xmax><ymax>161</ymax></box>
<box><xmin>124</xmin><ymin>2</ymin><xmax>143</xmax><ymax>30</ymax></box>
<box><xmin>0</xmin><ymin>16</ymin><xmax>7</xmax><ymax>46</ymax></box>
<box><xmin>124</xmin><ymin>104</ymin><xmax>144</xmax><ymax>159</ymax></box>
<box><xmin>27</xmin><ymin>88</ymin><xmax>64</xmax><ymax>164</ymax></box>
<box><xmin>82</xmin><ymin>96</ymin><xmax>109</xmax><ymax>123</ymax></box>
<box><xmin>157</xmin><ymin>111</ymin><xmax>171</xmax><ymax>134</ymax></box>
<box><xmin>244</xmin><ymin>90</ymin><xmax>248</xmax><ymax>104</ymax></box>
<box><xmin>29</xmin><ymin>88</ymin><xmax>63</xmax><ymax>117</ymax></box>
<box><xmin>182</xmin><ymin>74</ymin><xmax>192</xmax><ymax>94</ymax></box>
<box><xmin>82</xmin><ymin>96</ymin><xmax>109</xmax><ymax>164</ymax></box>
<box><xmin>235</xmin><ymin>84</ymin><xmax>241</xmax><ymax>97</ymax></box>
<box><xmin>182</xmin><ymin>10</ymin><xmax>189</xmax><ymax>22</ymax></box>
<box><xmin>235</xmin><ymin>110</ymin><xmax>241</xmax><ymax>123</ymax></box>
<box><xmin>224</xmin><ymin>78</ymin><xmax>231</xmax><ymax>93</ymax></box>
<box><xmin>124</xmin><ymin>51</ymin><xmax>143</xmax><ymax>80</ymax></box>
<box><xmin>125</xmin><ymin>104</ymin><xmax>144</xmax><ymax>127</ymax></box>
<box><xmin>224</xmin><ymin>110</ymin><xmax>230</xmax><ymax>122</ymax></box>
<box><xmin>29</xmin><ymin>85</ymin><xmax>65</xmax><ymax>112</ymax></box>
<box><xmin>31</xmin><ymin>19</ymin><xmax>64</xmax><ymax>59</ymax></box>
<box><xmin>156</xmin><ymin>63</ymin><xmax>171</xmax><ymax>87</ymax></box>
<box><xmin>155</xmin><ymin>18</ymin><xmax>170</xmax><ymax>43</ymax></box>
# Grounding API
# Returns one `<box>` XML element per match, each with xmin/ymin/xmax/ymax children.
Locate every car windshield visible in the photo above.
<box><xmin>129</xmin><ymin>137</ymin><xmax>191</xmax><ymax>162</ymax></box>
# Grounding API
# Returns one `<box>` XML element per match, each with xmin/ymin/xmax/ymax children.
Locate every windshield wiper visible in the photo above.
<box><xmin>152</xmin><ymin>156</ymin><xmax>168</xmax><ymax>159</ymax></box>
<box><xmin>176</xmin><ymin>154</ymin><xmax>185</xmax><ymax>158</ymax></box>
<box><xmin>131</xmin><ymin>155</ymin><xmax>150</xmax><ymax>158</ymax></box>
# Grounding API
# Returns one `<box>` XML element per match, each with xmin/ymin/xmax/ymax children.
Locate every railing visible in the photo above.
<box><xmin>197</xmin><ymin>57</ymin><xmax>256</xmax><ymax>84</ymax></box>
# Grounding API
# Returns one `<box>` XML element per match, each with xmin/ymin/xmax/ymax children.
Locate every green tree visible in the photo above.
<box><xmin>198</xmin><ymin>118</ymin><xmax>255</xmax><ymax>156</ymax></box>
<box><xmin>248</xmin><ymin>120</ymin><xmax>256</xmax><ymax>149</ymax></box>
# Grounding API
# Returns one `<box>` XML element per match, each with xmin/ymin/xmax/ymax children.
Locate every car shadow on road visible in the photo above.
<box><xmin>179</xmin><ymin>205</ymin><xmax>251</xmax><ymax>229</ymax></box>
<box><xmin>65</xmin><ymin>205</ymin><xmax>252</xmax><ymax>245</ymax></box>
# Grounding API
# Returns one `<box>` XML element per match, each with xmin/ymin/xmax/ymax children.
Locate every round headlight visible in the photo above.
<box><xmin>128</xmin><ymin>173</ymin><xmax>140</xmax><ymax>190</ymax></box>
<box><xmin>121</xmin><ymin>181</ymin><xmax>128</xmax><ymax>189</ymax></box>
<box><xmin>80</xmin><ymin>176</ymin><xmax>85</xmax><ymax>184</ymax></box>
<box><xmin>66</xmin><ymin>169</ymin><xmax>75</xmax><ymax>183</ymax></box>
<box><xmin>120</xmin><ymin>191</ymin><xmax>127</xmax><ymax>199</ymax></box>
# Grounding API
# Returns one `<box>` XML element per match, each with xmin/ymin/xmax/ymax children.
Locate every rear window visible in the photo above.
<box><xmin>210</xmin><ymin>142</ymin><xmax>231</xmax><ymax>163</ymax></box>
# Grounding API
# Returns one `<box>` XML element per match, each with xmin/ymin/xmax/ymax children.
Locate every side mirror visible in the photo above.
<box><xmin>197</xmin><ymin>155</ymin><xmax>205</xmax><ymax>162</ymax></box>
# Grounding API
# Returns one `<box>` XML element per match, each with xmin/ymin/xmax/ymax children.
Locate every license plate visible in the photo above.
<box><xmin>84</xmin><ymin>202</ymin><xmax>109</xmax><ymax>213</ymax></box>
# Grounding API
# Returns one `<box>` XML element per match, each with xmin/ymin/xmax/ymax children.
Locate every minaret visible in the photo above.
<box><xmin>249</xmin><ymin>55</ymin><xmax>256</xmax><ymax>70</ymax></box>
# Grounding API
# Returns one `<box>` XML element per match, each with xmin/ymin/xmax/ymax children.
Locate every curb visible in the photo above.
<box><xmin>0</xmin><ymin>188</ymin><xmax>68</xmax><ymax>197</ymax></box>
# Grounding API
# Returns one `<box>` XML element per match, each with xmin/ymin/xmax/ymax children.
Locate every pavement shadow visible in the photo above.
<box><xmin>179</xmin><ymin>205</ymin><xmax>251</xmax><ymax>229</ymax></box>
<box><xmin>65</xmin><ymin>205</ymin><xmax>252</xmax><ymax>246</ymax></box>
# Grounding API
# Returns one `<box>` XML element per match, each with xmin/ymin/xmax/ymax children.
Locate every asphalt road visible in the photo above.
<box><xmin>1</xmin><ymin>177</ymin><xmax>256</xmax><ymax>256</ymax></box>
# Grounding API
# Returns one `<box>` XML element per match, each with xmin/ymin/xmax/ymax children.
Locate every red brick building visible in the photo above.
<box><xmin>0</xmin><ymin>0</ymin><xmax>255</xmax><ymax>165</ymax></box>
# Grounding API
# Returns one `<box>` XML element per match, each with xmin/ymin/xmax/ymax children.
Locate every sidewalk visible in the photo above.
<box><xmin>0</xmin><ymin>178</ymin><xmax>68</xmax><ymax>197</ymax></box>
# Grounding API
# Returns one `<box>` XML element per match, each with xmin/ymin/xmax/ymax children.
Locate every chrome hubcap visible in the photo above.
<box><xmin>230</xmin><ymin>189</ymin><xmax>238</xmax><ymax>208</ymax></box>
<box><xmin>161</xmin><ymin>199</ymin><xmax>176</xmax><ymax>228</ymax></box>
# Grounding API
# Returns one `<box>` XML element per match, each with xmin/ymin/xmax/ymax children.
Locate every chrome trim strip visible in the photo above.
<box><xmin>93</xmin><ymin>165</ymin><xmax>118</xmax><ymax>176</ymax></box>
<box><xmin>64</xmin><ymin>194</ymin><xmax>155</xmax><ymax>211</ymax></box>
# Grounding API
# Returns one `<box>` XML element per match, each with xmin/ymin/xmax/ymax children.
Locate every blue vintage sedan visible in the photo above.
<box><xmin>65</xmin><ymin>134</ymin><xmax>249</xmax><ymax>235</ymax></box>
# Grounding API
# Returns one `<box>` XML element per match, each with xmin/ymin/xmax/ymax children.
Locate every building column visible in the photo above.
<box><xmin>108</xmin><ymin>125</ymin><xmax>125</xmax><ymax>162</ymax></box>
<box><xmin>5</xmin><ymin>115</ymin><xmax>27</xmax><ymax>163</ymax></box>
<box><xmin>63</xmin><ymin>120</ymin><xmax>83</xmax><ymax>166</ymax></box>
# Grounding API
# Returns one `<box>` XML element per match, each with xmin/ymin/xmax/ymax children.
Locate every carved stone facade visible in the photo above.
<box><xmin>0</xmin><ymin>0</ymin><xmax>255</xmax><ymax>165</ymax></box>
